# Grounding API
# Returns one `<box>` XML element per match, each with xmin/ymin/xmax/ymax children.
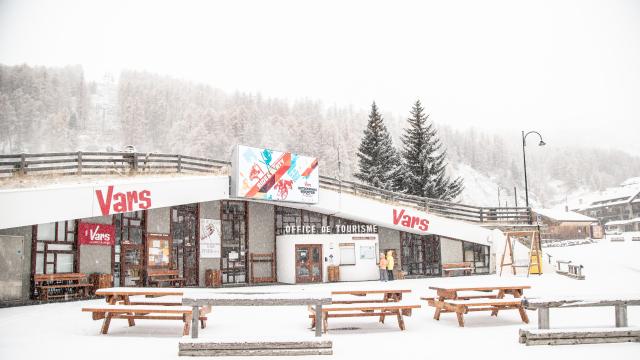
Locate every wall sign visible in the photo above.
<box><xmin>78</xmin><ymin>223</ymin><xmax>115</xmax><ymax>246</ymax></box>
<box><xmin>232</xmin><ymin>145</ymin><xmax>319</xmax><ymax>204</ymax></box>
<box><xmin>283</xmin><ymin>224</ymin><xmax>378</xmax><ymax>235</ymax></box>
<box><xmin>200</xmin><ymin>219</ymin><xmax>221</xmax><ymax>258</ymax></box>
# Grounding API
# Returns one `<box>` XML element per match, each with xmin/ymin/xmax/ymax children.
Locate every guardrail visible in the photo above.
<box><xmin>0</xmin><ymin>152</ymin><xmax>531</xmax><ymax>224</ymax></box>
<box><xmin>319</xmin><ymin>176</ymin><xmax>531</xmax><ymax>224</ymax></box>
<box><xmin>0</xmin><ymin>152</ymin><xmax>229</xmax><ymax>176</ymax></box>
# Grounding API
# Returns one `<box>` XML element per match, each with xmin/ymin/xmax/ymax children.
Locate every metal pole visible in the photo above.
<box><xmin>522</xmin><ymin>131</ymin><xmax>530</xmax><ymax>208</ymax></box>
<box><xmin>315</xmin><ymin>304</ymin><xmax>323</xmax><ymax>337</ymax></box>
<box><xmin>191</xmin><ymin>305</ymin><xmax>199</xmax><ymax>338</ymax></box>
<box><xmin>514</xmin><ymin>186</ymin><xmax>518</xmax><ymax>208</ymax></box>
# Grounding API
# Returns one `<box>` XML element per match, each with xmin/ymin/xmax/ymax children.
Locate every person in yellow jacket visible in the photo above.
<box><xmin>386</xmin><ymin>250</ymin><xmax>395</xmax><ymax>281</ymax></box>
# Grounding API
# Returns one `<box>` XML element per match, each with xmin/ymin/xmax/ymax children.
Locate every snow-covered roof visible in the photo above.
<box><xmin>605</xmin><ymin>217</ymin><xmax>640</xmax><ymax>226</ymax></box>
<box><xmin>534</xmin><ymin>208</ymin><xmax>596</xmax><ymax>222</ymax></box>
<box><xmin>571</xmin><ymin>178</ymin><xmax>640</xmax><ymax>211</ymax></box>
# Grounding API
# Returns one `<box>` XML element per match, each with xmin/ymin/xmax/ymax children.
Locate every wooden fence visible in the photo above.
<box><xmin>0</xmin><ymin>152</ymin><xmax>531</xmax><ymax>224</ymax></box>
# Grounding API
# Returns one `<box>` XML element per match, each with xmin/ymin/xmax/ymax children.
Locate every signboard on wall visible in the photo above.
<box><xmin>232</xmin><ymin>145</ymin><xmax>319</xmax><ymax>204</ymax></box>
<box><xmin>147</xmin><ymin>234</ymin><xmax>171</xmax><ymax>267</ymax></box>
<box><xmin>200</xmin><ymin>219</ymin><xmax>221</xmax><ymax>258</ymax></box>
<box><xmin>78</xmin><ymin>223</ymin><xmax>115</xmax><ymax>246</ymax></box>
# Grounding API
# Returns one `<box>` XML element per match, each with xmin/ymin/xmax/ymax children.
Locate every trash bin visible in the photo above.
<box><xmin>327</xmin><ymin>265</ymin><xmax>340</xmax><ymax>282</ymax></box>
<box><xmin>205</xmin><ymin>269</ymin><xmax>222</xmax><ymax>288</ymax></box>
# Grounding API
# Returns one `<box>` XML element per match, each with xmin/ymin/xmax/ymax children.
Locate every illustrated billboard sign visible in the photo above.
<box><xmin>78</xmin><ymin>223</ymin><xmax>115</xmax><ymax>246</ymax></box>
<box><xmin>232</xmin><ymin>145</ymin><xmax>319</xmax><ymax>203</ymax></box>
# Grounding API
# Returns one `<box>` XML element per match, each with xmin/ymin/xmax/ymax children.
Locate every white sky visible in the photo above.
<box><xmin>1</xmin><ymin>0</ymin><xmax>639</xmax><ymax>155</ymax></box>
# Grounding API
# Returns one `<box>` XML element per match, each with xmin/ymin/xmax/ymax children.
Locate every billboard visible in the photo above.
<box><xmin>232</xmin><ymin>145</ymin><xmax>319</xmax><ymax>203</ymax></box>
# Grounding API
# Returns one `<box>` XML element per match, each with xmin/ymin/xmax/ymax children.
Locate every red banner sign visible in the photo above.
<box><xmin>78</xmin><ymin>223</ymin><xmax>115</xmax><ymax>246</ymax></box>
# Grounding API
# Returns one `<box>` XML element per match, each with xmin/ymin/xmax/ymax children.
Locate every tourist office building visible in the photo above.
<box><xmin>0</xmin><ymin>146</ymin><xmax>496</xmax><ymax>304</ymax></box>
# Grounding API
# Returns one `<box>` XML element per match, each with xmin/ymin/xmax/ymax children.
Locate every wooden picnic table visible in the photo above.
<box><xmin>331</xmin><ymin>289</ymin><xmax>411</xmax><ymax>303</ymax></box>
<box><xmin>87</xmin><ymin>287</ymin><xmax>208</xmax><ymax>335</ymax></box>
<box><xmin>426</xmin><ymin>284</ymin><xmax>531</xmax><ymax>327</ymax></box>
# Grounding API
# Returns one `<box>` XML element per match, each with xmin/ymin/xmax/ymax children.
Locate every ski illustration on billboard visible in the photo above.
<box><xmin>232</xmin><ymin>145</ymin><xmax>319</xmax><ymax>203</ymax></box>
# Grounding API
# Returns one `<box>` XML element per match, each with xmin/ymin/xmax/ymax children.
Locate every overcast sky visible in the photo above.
<box><xmin>1</xmin><ymin>0</ymin><xmax>639</xmax><ymax>155</ymax></box>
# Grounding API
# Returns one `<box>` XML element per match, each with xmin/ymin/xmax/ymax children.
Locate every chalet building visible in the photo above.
<box><xmin>532</xmin><ymin>208</ymin><xmax>597</xmax><ymax>241</ymax></box>
<box><xmin>0</xmin><ymin>146</ymin><xmax>508</xmax><ymax>306</ymax></box>
<box><xmin>573</xmin><ymin>178</ymin><xmax>640</xmax><ymax>226</ymax></box>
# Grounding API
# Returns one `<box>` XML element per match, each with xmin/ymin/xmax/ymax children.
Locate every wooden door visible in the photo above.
<box><xmin>295</xmin><ymin>244</ymin><xmax>322</xmax><ymax>283</ymax></box>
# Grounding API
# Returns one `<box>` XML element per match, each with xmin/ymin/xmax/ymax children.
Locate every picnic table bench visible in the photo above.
<box><xmin>520</xmin><ymin>296</ymin><xmax>640</xmax><ymax>345</ymax></box>
<box><xmin>81</xmin><ymin>304</ymin><xmax>209</xmax><ymax>336</ymax></box>
<box><xmin>330</xmin><ymin>289</ymin><xmax>411</xmax><ymax>304</ymax></box>
<box><xmin>426</xmin><ymin>285</ymin><xmax>531</xmax><ymax>327</ymax></box>
<box><xmin>85</xmin><ymin>287</ymin><xmax>209</xmax><ymax>336</ymax></box>
<box><xmin>34</xmin><ymin>273</ymin><xmax>93</xmax><ymax>301</ymax></box>
<box><xmin>147</xmin><ymin>269</ymin><xmax>186</xmax><ymax>287</ymax></box>
<box><xmin>442</xmin><ymin>262</ymin><xmax>473</xmax><ymax>276</ymax></box>
<box><xmin>307</xmin><ymin>289</ymin><xmax>420</xmax><ymax>333</ymax></box>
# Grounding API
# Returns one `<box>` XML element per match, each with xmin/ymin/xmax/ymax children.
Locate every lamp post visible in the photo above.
<box><xmin>522</xmin><ymin>131</ymin><xmax>546</xmax><ymax>208</ymax></box>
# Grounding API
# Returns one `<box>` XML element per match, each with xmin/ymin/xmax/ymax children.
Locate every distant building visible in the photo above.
<box><xmin>572</xmin><ymin>178</ymin><xmax>640</xmax><ymax>226</ymax></box>
<box><xmin>604</xmin><ymin>217</ymin><xmax>640</xmax><ymax>234</ymax></box>
<box><xmin>533</xmin><ymin>208</ymin><xmax>597</xmax><ymax>240</ymax></box>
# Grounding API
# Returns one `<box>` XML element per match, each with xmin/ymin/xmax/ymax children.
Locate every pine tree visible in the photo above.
<box><xmin>401</xmin><ymin>100</ymin><xmax>463</xmax><ymax>200</ymax></box>
<box><xmin>354</xmin><ymin>102</ymin><xmax>403</xmax><ymax>191</ymax></box>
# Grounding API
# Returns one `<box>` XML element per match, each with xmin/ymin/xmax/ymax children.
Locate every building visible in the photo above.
<box><xmin>0</xmin><ymin>147</ymin><xmax>508</xmax><ymax>306</ymax></box>
<box><xmin>532</xmin><ymin>208</ymin><xmax>597</xmax><ymax>240</ymax></box>
<box><xmin>573</xmin><ymin>177</ymin><xmax>640</xmax><ymax>226</ymax></box>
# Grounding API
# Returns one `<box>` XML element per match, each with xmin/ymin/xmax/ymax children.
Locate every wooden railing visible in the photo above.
<box><xmin>319</xmin><ymin>176</ymin><xmax>531</xmax><ymax>224</ymax></box>
<box><xmin>0</xmin><ymin>152</ymin><xmax>531</xmax><ymax>224</ymax></box>
<box><xmin>0</xmin><ymin>152</ymin><xmax>229</xmax><ymax>176</ymax></box>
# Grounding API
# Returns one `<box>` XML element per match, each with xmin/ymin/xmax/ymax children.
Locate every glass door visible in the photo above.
<box><xmin>170</xmin><ymin>204</ymin><xmax>199</xmax><ymax>286</ymax></box>
<box><xmin>220</xmin><ymin>201</ymin><xmax>248</xmax><ymax>284</ymax></box>
<box><xmin>295</xmin><ymin>244</ymin><xmax>322</xmax><ymax>283</ymax></box>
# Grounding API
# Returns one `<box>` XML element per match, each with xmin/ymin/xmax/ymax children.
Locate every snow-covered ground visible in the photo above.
<box><xmin>1</xmin><ymin>241</ymin><xmax>638</xmax><ymax>360</ymax></box>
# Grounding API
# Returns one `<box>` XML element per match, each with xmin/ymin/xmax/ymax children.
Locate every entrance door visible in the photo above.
<box><xmin>0</xmin><ymin>235</ymin><xmax>23</xmax><ymax>302</ymax></box>
<box><xmin>220</xmin><ymin>201</ymin><xmax>248</xmax><ymax>284</ymax></box>
<box><xmin>170</xmin><ymin>204</ymin><xmax>199</xmax><ymax>286</ymax></box>
<box><xmin>295</xmin><ymin>244</ymin><xmax>322</xmax><ymax>283</ymax></box>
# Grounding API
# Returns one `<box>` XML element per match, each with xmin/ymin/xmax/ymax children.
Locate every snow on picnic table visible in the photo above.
<box><xmin>0</xmin><ymin>241</ymin><xmax>638</xmax><ymax>360</ymax></box>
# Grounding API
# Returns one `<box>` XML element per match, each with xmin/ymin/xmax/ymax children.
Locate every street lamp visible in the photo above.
<box><xmin>522</xmin><ymin>130</ymin><xmax>546</xmax><ymax>208</ymax></box>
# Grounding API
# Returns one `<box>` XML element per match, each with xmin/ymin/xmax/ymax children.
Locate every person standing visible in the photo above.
<box><xmin>386</xmin><ymin>250</ymin><xmax>395</xmax><ymax>281</ymax></box>
<box><xmin>379</xmin><ymin>253</ymin><xmax>388</xmax><ymax>281</ymax></box>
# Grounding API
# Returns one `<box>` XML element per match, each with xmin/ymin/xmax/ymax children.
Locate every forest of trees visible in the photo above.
<box><xmin>1</xmin><ymin>64</ymin><xmax>639</xmax><ymax>206</ymax></box>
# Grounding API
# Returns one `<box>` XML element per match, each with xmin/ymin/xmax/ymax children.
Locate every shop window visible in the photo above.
<box><xmin>32</xmin><ymin>221</ymin><xmax>77</xmax><ymax>275</ymax></box>
<box><xmin>339</xmin><ymin>243</ymin><xmax>356</xmax><ymax>265</ymax></box>
<box><xmin>462</xmin><ymin>242</ymin><xmax>490</xmax><ymax>274</ymax></box>
<box><xmin>400</xmin><ymin>232</ymin><xmax>441</xmax><ymax>276</ymax></box>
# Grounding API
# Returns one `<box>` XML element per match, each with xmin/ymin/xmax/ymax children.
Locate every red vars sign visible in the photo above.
<box><xmin>79</xmin><ymin>223</ymin><xmax>115</xmax><ymax>246</ymax></box>
<box><xmin>392</xmin><ymin>208</ymin><xmax>430</xmax><ymax>231</ymax></box>
<box><xmin>95</xmin><ymin>185</ymin><xmax>151</xmax><ymax>216</ymax></box>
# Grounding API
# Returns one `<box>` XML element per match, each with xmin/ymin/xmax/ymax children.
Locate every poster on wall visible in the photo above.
<box><xmin>147</xmin><ymin>234</ymin><xmax>171</xmax><ymax>267</ymax></box>
<box><xmin>78</xmin><ymin>223</ymin><xmax>115</xmax><ymax>246</ymax></box>
<box><xmin>200</xmin><ymin>219</ymin><xmax>221</xmax><ymax>258</ymax></box>
<box><xmin>232</xmin><ymin>145</ymin><xmax>319</xmax><ymax>204</ymax></box>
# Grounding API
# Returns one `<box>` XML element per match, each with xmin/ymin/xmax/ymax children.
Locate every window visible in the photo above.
<box><xmin>462</xmin><ymin>241</ymin><xmax>490</xmax><ymax>274</ymax></box>
<box><xmin>32</xmin><ymin>221</ymin><xmax>77</xmax><ymax>275</ymax></box>
<box><xmin>339</xmin><ymin>243</ymin><xmax>356</xmax><ymax>265</ymax></box>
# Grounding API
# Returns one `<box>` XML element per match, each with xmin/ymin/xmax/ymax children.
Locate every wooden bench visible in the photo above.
<box><xmin>522</xmin><ymin>297</ymin><xmax>640</xmax><ymax>345</ymax></box>
<box><xmin>308</xmin><ymin>303</ymin><xmax>421</xmax><ymax>333</ymax></box>
<box><xmin>330</xmin><ymin>289</ymin><xmax>411</xmax><ymax>304</ymax></box>
<box><xmin>33</xmin><ymin>273</ymin><xmax>93</xmax><ymax>301</ymax></box>
<box><xmin>82</xmin><ymin>304</ymin><xmax>210</xmax><ymax>336</ymax></box>
<box><xmin>519</xmin><ymin>327</ymin><xmax>640</xmax><ymax>346</ymax></box>
<box><xmin>147</xmin><ymin>269</ymin><xmax>186</xmax><ymax>287</ymax></box>
<box><xmin>442</xmin><ymin>262</ymin><xmax>473</xmax><ymax>276</ymax></box>
<box><xmin>432</xmin><ymin>298</ymin><xmax>529</xmax><ymax>327</ymax></box>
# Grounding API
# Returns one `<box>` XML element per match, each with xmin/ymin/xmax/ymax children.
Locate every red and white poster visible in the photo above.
<box><xmin>78</xmin><ymin>223</ymin><xmax>115</xmax><ymax>246</ymax></box>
